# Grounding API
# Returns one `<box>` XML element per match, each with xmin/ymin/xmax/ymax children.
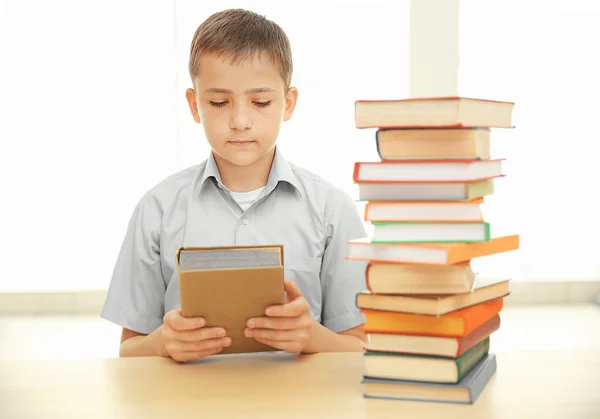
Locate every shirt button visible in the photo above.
<box><xmin>242</xmin><ymin>218</ymin><xmax>249</xmax><ymax>225</ymax></box>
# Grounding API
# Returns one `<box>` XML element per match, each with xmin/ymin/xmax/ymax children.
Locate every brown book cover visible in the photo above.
<box><xmin>176</xmin><ymin>244</ymin><xmax>285</xmax><ymax>354</ymax></box>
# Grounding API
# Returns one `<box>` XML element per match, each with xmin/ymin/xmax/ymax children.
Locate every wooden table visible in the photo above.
<box><xmin>1</xmin><ymin>349</ymin><xmax>599</xmax><ymax>419</ymax></box>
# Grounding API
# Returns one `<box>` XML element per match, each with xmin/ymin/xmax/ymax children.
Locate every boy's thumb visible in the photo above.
<box><xmin>284</xmin><ymin>279</ymin><xmax>302</xmax><ymax>301</ymax></box>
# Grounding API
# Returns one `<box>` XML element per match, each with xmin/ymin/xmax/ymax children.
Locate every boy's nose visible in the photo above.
<box><xmin>229</xmin><ymin>105</ymin><xmax>252</xmax><ymax>131</ymax></box>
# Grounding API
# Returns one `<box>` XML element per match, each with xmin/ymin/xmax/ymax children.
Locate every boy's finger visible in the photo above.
<box><xmin>252</xmin><ymin>337</ymin><xmax>287</xmax><ymax>352</ymax></box>
<box><xmin>170</xmin><ymin>337</ymin><xmax>231</xmax><ymax>354</ymax></box>
<box><xmin>176</xmin><ymin>326</ymin><xmax>226</xmax><ymax>342</ymax></box>
<box><xmin>266</xmin><ymin>295</ymin><xmax>310</xmax><ymax>317</ymax></box>
<box><xmin>247</xmin><ymin>315</ymin><xmax>311</xmax><ymax>330</ymax></box>
<box><xmin>246</xmin><ymin>327</ymin><xmax>308</xmax><ymax>342</ymax></box>
<box><xmin>283</xmin><ymin>279</ymin><xmax>303</xmax><ymax>302</ymax></box>
<box><xmin>189</xmin><ymin>346</ymin><xmax>225</xmax><ymax>359</ymax></box>
<box><xmin>175</xmin><ymin>346</ymin><xmax>224</xmax><ymax>362</ymax></box>
<box><xmin>167</xmin><ymin>309</ymin><xmax>205</xmax><ymax>331</ymax></box>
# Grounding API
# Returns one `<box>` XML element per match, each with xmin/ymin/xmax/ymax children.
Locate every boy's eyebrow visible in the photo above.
<box><xmin>204</xmin><ymin>87</ymin><xmax>276</xmax><ymax>94</ymax></box>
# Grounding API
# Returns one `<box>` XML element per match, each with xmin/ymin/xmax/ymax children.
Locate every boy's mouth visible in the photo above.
<box><xmin>228</xmin><ymin>140</ymin><xmax>255</xmax><ymax>146</ymax></box>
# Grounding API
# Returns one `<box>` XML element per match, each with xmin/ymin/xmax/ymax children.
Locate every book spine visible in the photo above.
<box><xmin>456</xmin><ymin>338</ymin><xmax>490</xmax><ymax>381</ymax></box>
<box><xmin>457</xmin><ymin>315</ymin><xmax>500</xmax><ymax>356</ymax></box>
<box><xmin>352</xmin><ymin>162</ymin><xmax>361</xmax><ymax>182</ymax></box>
<box><xmin>365</xmin><ymin>263</ymin><xmax>374</xmax><ymax>293</ymax></box>
<box><xmin>467</xmin><ymin>354</ymin><xmax>497</xmax><ymax>404</ymax></box>
<box><xmin>375</xmin><ymin>130</ymin><xmax>384</xmax><ymax>160</ymax></box>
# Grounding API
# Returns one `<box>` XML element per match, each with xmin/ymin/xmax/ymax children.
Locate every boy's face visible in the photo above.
<box><xmin>186</xmin><ymin>52</ymin><xmax>298</xmax><ymax>168</ymax></box>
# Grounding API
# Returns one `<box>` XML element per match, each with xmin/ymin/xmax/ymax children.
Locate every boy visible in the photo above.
<box><xmin>101</xmin><ymin>8</ymin><xmax>368</xmax><ymax>362</ymax></box>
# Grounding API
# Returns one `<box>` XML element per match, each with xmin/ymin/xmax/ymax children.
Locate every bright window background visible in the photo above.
<box><xmin>0</xmin><ymin>0</ymin><xmax>408</xmax><ymax>291</ymax></box>
<box><xmin>1</xmin><ymin>0</ymin><xmax>597</xmax><ymax>292</ymax></box>
<box><xmin>459</xmin><ymin>0</ymin><xmax>600</xmax><ymax>280</ymax></box>
<box><xmin>0</xmin><ymin>0</ymin><xmax>179</xmax><ymax>292</ymax></box>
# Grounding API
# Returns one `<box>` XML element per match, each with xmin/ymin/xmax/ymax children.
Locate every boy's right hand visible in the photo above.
<box><xmin>159</xmin><ymin>308</ymin><xmax>231</xmax><ymax>362</ymax></box>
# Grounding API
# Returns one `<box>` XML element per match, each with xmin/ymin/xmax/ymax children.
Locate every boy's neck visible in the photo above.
<box><xmin>213</xmin><ymin>148</ymin><xmax>275</xmax><ymax>193</ymax></box>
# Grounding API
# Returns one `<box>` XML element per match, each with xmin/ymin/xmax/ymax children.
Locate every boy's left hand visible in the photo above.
<box><xmin>244</xmin><ymin>279</ymin><xmax>314</xmax><ymax>353</ymax></box>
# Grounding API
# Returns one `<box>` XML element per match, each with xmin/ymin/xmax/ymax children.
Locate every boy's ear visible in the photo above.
<box><xmin>185</xmin><ymin>88</ymin><xmax>201</xmax><ymax>124</ymax></box>
<box><xmin>283</xmin><ymin>86</ymin><xmax>298</xmax><ymax>122</ymax></box>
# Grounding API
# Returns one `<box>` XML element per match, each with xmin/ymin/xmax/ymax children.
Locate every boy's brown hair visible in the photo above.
<box><xmin>188</xmin><ymin>9</ymin><xmax>293</xmax><ymax>89</ymax></box>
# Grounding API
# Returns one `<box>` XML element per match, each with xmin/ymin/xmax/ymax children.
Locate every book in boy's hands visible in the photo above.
<box><xmin>176</xmin><ymin>244</ymin><xmax>285</xmax><ymax>355</ymax></box>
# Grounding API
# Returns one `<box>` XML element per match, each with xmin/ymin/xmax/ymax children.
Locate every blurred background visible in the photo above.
<box><xmin>0</xmin><ymin>0</ymin><xmax>599</xmax><ymax>357</ymax></box>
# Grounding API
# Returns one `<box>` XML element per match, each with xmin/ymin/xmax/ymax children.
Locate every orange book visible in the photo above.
<box><xmin>347</xmin><ymin>234</ymin><xmax>519</xmax><ymax>265</ymax></box>
<box><xmin>361</xmin><ymin>298</ymin><xmax>504</xmax><ymax>337</ymax></box>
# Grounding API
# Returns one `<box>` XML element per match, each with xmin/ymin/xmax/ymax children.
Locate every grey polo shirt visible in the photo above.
<box><xmin>100</xmin><ymin>147</ymin><xmax>368</xmax><ymax>335</ymax></box>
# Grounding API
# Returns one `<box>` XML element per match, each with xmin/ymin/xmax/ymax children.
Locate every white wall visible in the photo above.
<box><xmin>0</xmin><ymin>0</ymin><xmax>179</xmax><ymax>291</ymax></box>
<box><xmin>459</xmin><ymin>0</ymin><xmax>600</xmax><ymax>280</ymax></box>
<box><xmin>1</xmin><ymin>0</ymin><xmax>598</xmax><ymax>292</ymax></box>
<box><xmin>0</xmin><ymin>0</ymin><xmax>409</xmax><ymax>291</ymax></box>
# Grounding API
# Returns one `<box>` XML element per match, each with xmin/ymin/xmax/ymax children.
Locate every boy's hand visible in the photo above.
<box><xmin>159</xmin><ymin>308</ymin><xmax>232</xmax><ymax>362</ymax></box>
<box><xmin>244</xmin><ymin>279</ymin><xmax>314</xmax><ymax>353</ymax></box>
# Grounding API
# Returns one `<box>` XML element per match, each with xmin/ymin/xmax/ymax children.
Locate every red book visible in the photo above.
<box><xmin>366</xmin><ymin>314</ymin><xmax>501</xmax><ymax>358</ymax></box>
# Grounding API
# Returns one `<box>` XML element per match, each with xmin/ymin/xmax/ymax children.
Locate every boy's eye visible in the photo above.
<box><xmin>209</xmin><ymin>101</ymin><xmax>228</xmax><ymax>108</ymax></box>
<box><xmin>254</xmin><ymin>101</ymin><xmax>271</xmax><ymax>108</ymax></box>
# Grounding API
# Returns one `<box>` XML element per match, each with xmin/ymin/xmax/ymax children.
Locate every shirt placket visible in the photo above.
<box><xmin>231</xmin><ymin>182</ymin><xmax>279</xmax><ymax>246</ymax></box>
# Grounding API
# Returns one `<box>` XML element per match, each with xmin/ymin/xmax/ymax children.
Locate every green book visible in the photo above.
<box><xmin>371</xmin><ymin>221</ymin><xmax>491</xmax><ymax>243</ymax></box>
<box><xmin>364</xmin><ymin>338</ymin><xmax>490</xmax><ymax>384</ymax></box>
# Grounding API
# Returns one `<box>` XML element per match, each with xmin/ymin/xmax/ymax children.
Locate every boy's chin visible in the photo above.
<box><xmin>217</xmin><ymin>147</ymin><xmax>270</xmax><ymax>167</ymax></box>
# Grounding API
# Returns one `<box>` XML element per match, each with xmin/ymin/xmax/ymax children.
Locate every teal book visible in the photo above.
<box><xmin>362</xmin><ymin>353</ymin><xmax>497</xmax><ymax>405</ymax></box>
<box><xmin>371</xmin><ymin>221</ymin><xmax>491</xmax><ymax>243</ymax></box>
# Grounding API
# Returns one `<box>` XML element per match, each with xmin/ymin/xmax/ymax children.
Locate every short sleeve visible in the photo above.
<box><xmin>320</xmin><ymin>190</ymin><xmax>369</xmax><ymax>333</ymax></box>
<box><xmin>100</xmin><ymin>193</ymin><xmax>166</xmax><ymax>334</ymax></box>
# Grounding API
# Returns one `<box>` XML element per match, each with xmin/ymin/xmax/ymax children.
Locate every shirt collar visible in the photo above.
<box><xmin>198</xmin><ymin>146</ymin><xmax>302</xmax><ymax>197</ymax></box>
<box><xmin>199</xmin><ymin>151</ymin><xmax>223</xmax><ymax>188</ymax></box>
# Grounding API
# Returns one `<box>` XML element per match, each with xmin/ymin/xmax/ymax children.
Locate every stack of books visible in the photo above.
<box><xmin>347</xmin><ymin>97</ymin><xmax>520</xmax><ymax>405</ymax></box>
